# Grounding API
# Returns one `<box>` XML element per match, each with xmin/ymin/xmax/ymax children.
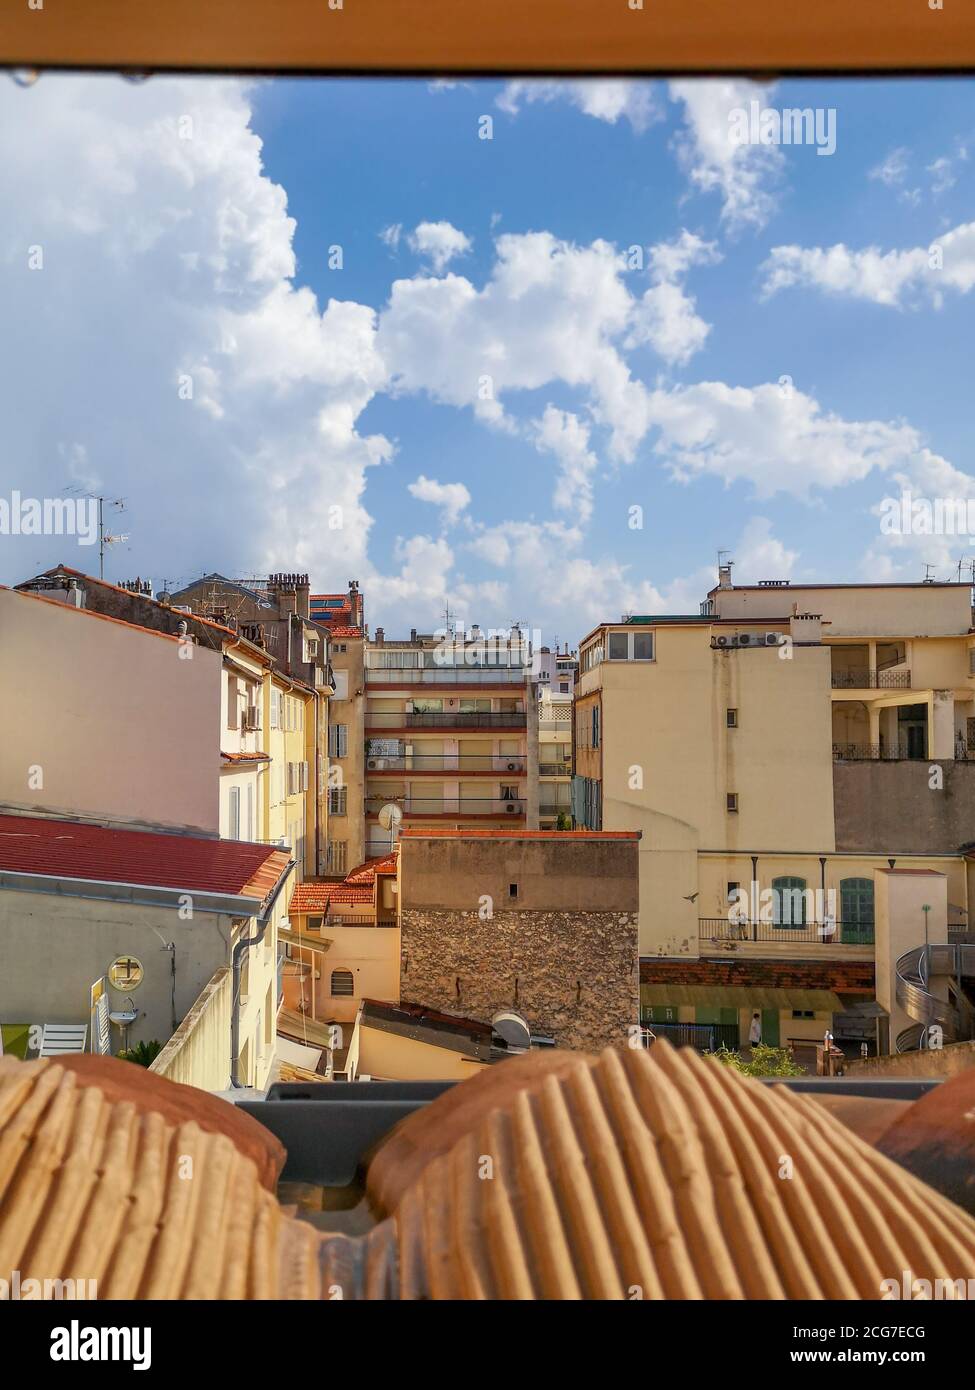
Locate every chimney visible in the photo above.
<box><xmin>349</xmin><ymin>580</ymin><xmax>362</xmax><ymax>628</ymax></box>
<box><xmin>718</xmin><ymin>561</ymin><xmax>734</xmax><ymax>590</ymax></box>
<box><xmin>375</xmin><ymin>627</ymin><xmax>385</xmax><ymax>645</ymax></box>
<box><xmin>410</xmin><ymin>628</ymin><xmax>417</xmax><ymax>643</ymax></box>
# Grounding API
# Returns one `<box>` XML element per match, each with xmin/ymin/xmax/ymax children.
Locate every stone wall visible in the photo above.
<box><xmin>847</xmin><ymin>1037</ymin><xmax>975</xmax><ymax>1079</ymax></box>
<box><xmin>400</xmin><ymin>908</ymin><xmax>639</xmax><ymax>1053</ymax></box>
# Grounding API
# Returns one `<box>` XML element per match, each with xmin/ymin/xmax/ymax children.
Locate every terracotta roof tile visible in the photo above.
<box><xmin>0</xmin><ymin>812</ymin><xmax>290</xmax><ymax>904</ymax></box>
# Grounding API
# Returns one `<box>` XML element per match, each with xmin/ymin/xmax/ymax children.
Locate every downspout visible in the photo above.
<box><xmin>230</xmin><ymin>858</ymin><xmax>296</xmax><ymax>1088</ymax></box>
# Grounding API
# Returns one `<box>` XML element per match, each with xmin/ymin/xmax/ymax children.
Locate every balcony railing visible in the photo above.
<box><xmin>639</xmin><ymin>1017</ymin><xmax>740</xmax><ymax>1052</ymax></box>
<box><xmin>700</xmin><ymin>917</ymin><xmax>875</xmax><ymax>947</ymax></box>
<box><xmin>539</xmin><ymin>803</ymin><xmax>571</xmax><ymax>818</ymax></box>
<box><xmin>365</xmin><ymin>711</ymin><xmax>526</xmax><ymax>729</ymax></box>
<box><xmin>365</xmin><ymin>797</ymin><xmax>526</xmax><ymax>816</ymax></box>
<box><xmin>830</xmin><ymin>667</ymin><xmax>911</xmax><ymax>689</ymax></box>
<box><xmin>365</xmin><ymin>753</ymin><xmax>526</xmax><ymax>772</ymax></box>
<box><xmin>832</xmin><ymin>743</ymin><xmax>926</xmax><ymax>761</ymax></box>
<box><xmin>366</xmin><ymin>667</ymin><xmax>529</xmax><ymax>685</ymax></box>
<box><xmin>539</xmin><ymin>761</ymin><xmax>572</xmax><ymax>776</ymax></box>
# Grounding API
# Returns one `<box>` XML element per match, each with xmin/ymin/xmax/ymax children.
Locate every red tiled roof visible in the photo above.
<box><xmin>327</xmin><ymin>625</ymin><xmax>362</xmax><ymax>638</ymax></box>
<box><xmin>22</xmin><ymin>567</ymin><xmax>238</xmax><ymax>637</ymax></box>
<box><xmin>397</xmin><ymin>829</ymin><xmax>641</xmax><ymax>840</ymax></box>
<box><xmin>288</xmin><ymin>853</ymin><xmax>396</xmax><ymax>914</ymax></box>
<box><xmin>221</xmin><ymin>751</ymin><xmax>271</xmax><ymax>763</ymax></box>
<box><xmin>0</xmin><ymin>812</ymin><xmax>291</xmax><ymax>904</ymax></box>
<box><xmin>289</xmin><ymin>880</ymin><xmax>372</xmax><ymax>912</ymax></box>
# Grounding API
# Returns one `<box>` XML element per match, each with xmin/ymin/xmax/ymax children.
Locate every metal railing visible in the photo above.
<box><xmin>366</xmin><ymin>667</ymin><xmax>529</xmax><ymax>684</ymax></box>
<box><xmin>700</xmin><ymin>917</ymin><xmax>875</xmax><ymax>946</ymax></box>
<box><xmin>365</xmin><ymin>711</ymin><xmax>526</xmax><ymax>729</ymax></box>
<box><xmin>832</xmin><ymin>743</ymin><xmax>927</xmax><ymax>761</ymax></box>
<box><xmin>364</xmin><ymin>753</ymin><xmax>526</xmax><ymax>772</ymax></box>
<box><xmin>639</xmin><ymin>1017</ymin><xmax>740</xmax><ymax>1052</ymax></box>
<box><xmin>539</xmin><ymin>804</ymin><xmax>571</xmax><ymax>818</ymax></box>
<box><xmin>539</xmin><ymin>761</ymin><xmax>572</xmax><ymax>776</ymax></box>
<box><xmin>894</xmin><ymin>941</ymin><xmax>975</xmax><ymax>1051</ymax></box>
<box><xmin>365</xmin><ymin>797</ymin><xmax>526</xmax><ymax>815</ymax></box>
<box><xmin>830</xmin><ymin>667</ymin><xmax>911</xmax><ymax>689</ymax></box>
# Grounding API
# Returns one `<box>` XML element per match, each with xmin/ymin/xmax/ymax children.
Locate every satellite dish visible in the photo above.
<box><xmin>492</xmin><ymin>1010</ymin><xmax>532</xmax><ymax>1051</ymax></box>
<box><xmin>378</xmin><ymin>803</ymin><xmax>403</xmax><ymax>833</ymax></box>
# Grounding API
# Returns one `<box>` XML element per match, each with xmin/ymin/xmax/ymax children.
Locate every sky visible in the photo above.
<box><xmin>0</xmin><ymin>72</ymin><xmax>973</xmax><ymax>647</ymax></box>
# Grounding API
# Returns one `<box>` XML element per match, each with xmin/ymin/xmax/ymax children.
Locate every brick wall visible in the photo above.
<box><xmin>640</xmin><ymin>957</ymin><xmax>875</xmax><ymax>992</ymax></box>
<box><xmin>400</xmin><ymin>907</ymin><xmax>639</xmax><ymax>1052</ymax></box>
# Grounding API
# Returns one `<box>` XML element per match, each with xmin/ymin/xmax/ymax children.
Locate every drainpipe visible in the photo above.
<box><xmin>230</xmin><ymin>858</ymin><xmax>296</xmax><ymax>1088</ymax></box>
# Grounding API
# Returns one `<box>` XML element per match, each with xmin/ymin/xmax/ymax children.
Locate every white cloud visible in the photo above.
<box><xmin>497</xmin><ymin>80</ymin><xmax>660</xmax><ymax>133</ymax></box>
<box><xmin>869</xmin><ymin>146</ymin><xmax>910</xmax><ymax>187</ymax></box>
<box><xmin>643</xmin><ymin>379</ymin><xmax>933</xmax><ymax>498</ymax></box>
<box><xmin>668</xmin><ymin>80</ymin><xmax>784</xmax><ymax>232</ymax></box>
<box><xmin>377</xmin><ymin>231</ymin><xmax>652</xmax><ymax>459</ymax></box>
<box><xmin>407</xmin><ymin>474</ymin><xmax>471</xmax><ymax>525</ymax></box>
<box><xmin>928</xmin><ymin>142</ymin><xmax>968</xmax><ymax>195</ymax></box>
<box><xmin>761</xmin><ymin>220</ymin><xmax>975</xmax><ymax>307</ymax></box>
<box><xmin>407</xmin><ymin>220</ymin><xmax>472</xmax><ymax>273</ymax></box>
<box><xmin>379</xmin><ymin>223</ymin><xmax>402</xmax><ymax>250</ymax></box>
<box><xmin>626</xmin><ymin>230</ymin><xmax>721</xmax><ymax>365</ymax></box>
<box><xmin>532</xmin><ymin>406</ymin><xmax>600</xmax><ymax>523</ymax></box>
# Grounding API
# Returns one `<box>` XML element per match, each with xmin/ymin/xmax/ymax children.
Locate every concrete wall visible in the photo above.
<box><xmin>399</xmin><ymin>834</ymin><xmax>640</xmax><ymax>912</ymax></box>
<box><xmin>848</xmin><ymin>1037</ymin><xmax>975</xmax><ymax>1079</ymax></box>
<box><xmin>834</xmin><ymin>761</ymin><xmax>975</xmax><ymax>854</ymax></box>
<box><xmin>0</xmin><ymin>886</ymin><xmax>234</xmax><ymax>1053</ymax></box>
<box><xmin>711</xmin><ymin>584</ymin><xmax>973</xmax><ymax>638</ymax></box>
<box><xmin>353</xmin><ymin>1020</ymin><xmax>490</xmax><ymax>1081</ymax></box>
<box><xmin>149</xmin><ymin>967</ymin><xmax>232</xmax><ymax>1091</ymax></box>
<box><xmin>0</xmin><ymin>587</ymin><xmax>221</xmax><ymax>834</ymax></box>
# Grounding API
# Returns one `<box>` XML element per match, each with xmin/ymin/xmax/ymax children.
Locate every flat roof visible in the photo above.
<box><xmin>707</xmin><ymin>581</ymin><xmax>973</xmax><ymax>596</ymax></box>
<box><xmin>398</xmin><ymin>829</ymin><xmax>641</xmax><ymax>840</ymax></box>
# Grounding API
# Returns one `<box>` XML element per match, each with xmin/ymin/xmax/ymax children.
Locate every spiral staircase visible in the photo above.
<box><xmin>894</xmin><ymin>941</ymin><xmax>975</xmax><ymax>1052</ymax></box>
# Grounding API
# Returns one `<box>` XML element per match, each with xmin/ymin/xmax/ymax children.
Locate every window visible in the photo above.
<box><xmin>329</xmin><ymin>723</ymin><xmax>349</xmax><ymax>758</ymax></box>
<box><xmin>726</xmin><ymin>792</ymin><xmax>738</xmax><ymax>813</ymax></box>
<box><xmin>509</xmin><ymin>883</ymin><xmax>518</xmax><ymax>898</ymax></box>
<box><xmin>332</xmin><ymin>669</ymin><xmax>349</xmax><ymax>700</ymax></box>
<box><xmin>970</xmin><ymin>647</ymin><xmax>975</xmax><ymax>675</ymax></box>
<box><xmin>327</xmin><ymin>840</ymin><xmax>347</xmax><ymax>875</ymax></box>
<box><xmin>331</xmin><ymin>968</ymin><xmax>354</xmax><ymax>997</ymax></box>
<box><xmin>633</xmin><ymin>632</ymin><xmax>654</xmax><ymax>661</ymax></box>
<box><xmin>591</xmin><ymin>704</ymin><xmax>600</xmax><ymax>749</ymax></box>
<box><xmin>270</xmin><ymin>688</ymin><xmax>280</xmax><ymax>729</ymax></box>
<box><xmin>726</xmin><ymin>881</ymin><xmax>740</xmax><ymax>903</ymax></box>
<box><xmin>329</xmin><ymin>786</ymin><xmax>347</xmax><ymax>815</ymax></box>
<box><xmin>840</xmin><ymin>877</ymin><xmax>874</xmax><ymax>943</ymax></box>
<box><xmin>726</xmin><ymin>708</ymin><xmax>738</xmax><ymax>728</ymax></box>
<box><xmin>307</xmin><ymin>915</ymin><xmax>324</xmax><ymax>932</ymax></box>
<box><xmin>772</xmin><ymin>876</ymin><xmax>807</xmax><ymax>928</ymax></box>
<box><xmin>608</xmin><ymin>632</ymin><xmax>628</xmax><ymax>661</ymax></box>
<box><xmin>228</xmin><ymin>786</ymin><xmax>240</xmax><ymax>839</ymax></box>
<box><xmin>227</xmin><ymin>673</ymin><xmax>239</xmax><ymax>730</ymax></box>
<box><xmin>791</xmin><ymin>1010</ymin><xmax>814</xmax><ymax>1020</ymax></box>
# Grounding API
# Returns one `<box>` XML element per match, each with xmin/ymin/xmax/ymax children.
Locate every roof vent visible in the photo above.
<box><xmin>758</xmin><ymin>579</ymin><xmax>791</xmax><ymax>587</ymax></box>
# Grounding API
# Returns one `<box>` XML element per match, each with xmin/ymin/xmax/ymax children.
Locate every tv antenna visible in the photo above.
<box><xmin>63</xmin><ymin>487</ymin><xmax>128</xmax><ymax>579</ymax></box>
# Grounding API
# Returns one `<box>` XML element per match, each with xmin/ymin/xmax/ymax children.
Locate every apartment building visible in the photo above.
<box><xmin>363</xmin><ymin>626</ymin><xmax>532</xmax><ymax>858</ymax></box>
<box><xmin>534</xmin><ymin>644</ymin><xmax>577</xmax><ymax>828</ymax></box>
<box><xmin>573</xmin><ymin>567</ymin><xmax>975</xmax><ymax>1057</ymax></box>
<box><xmin>324</xmin><ymin>623</ymin><xmax>366</xmax><ymax>875</ymax></box>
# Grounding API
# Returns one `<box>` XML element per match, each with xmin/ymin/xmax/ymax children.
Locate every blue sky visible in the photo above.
<box><xmin>1</xmin><ymin>74</ymin><xmax>973</xmax><ymax>643</ymax></box>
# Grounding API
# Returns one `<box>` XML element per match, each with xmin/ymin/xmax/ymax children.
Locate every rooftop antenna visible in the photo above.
<box><xmin>63</xmin><ymin>488</ymin><xmax>127</xmax><ymax>580</ymax></box>
<box><xmin>923</xmin><ymin>563</ymin><xmax>937</xmax><ymax>584</ymax></box>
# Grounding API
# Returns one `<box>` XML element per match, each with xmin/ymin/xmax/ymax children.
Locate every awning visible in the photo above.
<box><xmin>640</xmin><ymin>984</ymin><xmax>845</xmax><ymax>1012</ymax></box>
<box><xmin>278</xmin><ymin>926</ymin><xmax>332</xmax><ymax>954</ymax></box>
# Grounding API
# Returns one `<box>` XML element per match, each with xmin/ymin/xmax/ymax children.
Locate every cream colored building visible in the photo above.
<box><xmin>574</xmin><ymin>569</ymin><xmax>975</xmax><ymax>1056</ymax></box>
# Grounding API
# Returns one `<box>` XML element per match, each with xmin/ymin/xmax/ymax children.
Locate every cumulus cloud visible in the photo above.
<box><xmin>760</xmin><ymin>221</ymin><xmax>975</xmax><ymax>307</ymax></box>
<box><xmin>407</xmin><ymin>474</ymin><xmax>471</xmax><ymax>525</ymax></box>
<box><xmin>531</xmin><ymin>406</ymin><xmax>600</xmax><ymax>523</ymax></box>
<box><xmin>668</xmin><ymin>80</ymin><xmax>784</xmax><ymax>232</ymax></box>
<box><xmin>407</xmin><ymin>220</ymin><xmax>472</xmax><ymax>273</ymax></box>
<box><xmin>497</xmin><ymin>80</ymin><xmax>660</xmax><ymax>133</ymax></box>
<box><xmin>626</xmin><ymin>230</ymin><xmax>721</xmax><ymax>365</ymax></box>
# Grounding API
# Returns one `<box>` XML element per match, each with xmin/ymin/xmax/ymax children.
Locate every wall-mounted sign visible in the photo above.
<box><xmin>108</xmin><ymin>956</ymin><xmax>144</xmax><ymax>991</ymax></box>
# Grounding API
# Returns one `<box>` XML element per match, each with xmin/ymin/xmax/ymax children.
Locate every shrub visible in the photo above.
<box><xmin>709</xmin><ymin>1043</ymin><xmax>804</xmax><ymax>1078</ymax></box>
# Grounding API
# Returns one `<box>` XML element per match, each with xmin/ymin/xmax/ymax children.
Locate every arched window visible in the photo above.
<box><xmin>330</xmin><ymin>968</ymin><xmax>354</xmax><ymax>997</ymax></box>
<box><xmin>771</xmin><ymin>876</ymin><xmax>807</xmax><ymax>928</ymax></box>
<box><xmin>840</xmin><ymin>878</ymin><xmax>874</xmax><ymax>944</ymax></box>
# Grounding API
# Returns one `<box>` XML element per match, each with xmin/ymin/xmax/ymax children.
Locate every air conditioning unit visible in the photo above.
<box><xmin>367</xmin><ymin>757</ymin><xmax>386</xmax><ymax>770</ymax></box>
<box><xmin>505</xmin><ymin>802</ymin><xmax>518</xmax><ymax>813</ymax></box>
<box><xmin>505</xmin><ymin>760</ymin><xmax>519</xmax><ymax>772</ymax></box>
<box><xmin>738</xmin><ymin>632</ymin><xmax>753</xmax><ymax>646</ymax></box>
<box><xmin>764</xmin><ymin>632</ymin><xmax>783</xmax><ymax>646</ymax></box>
<box><xmin>243</xmin><ymin>705</ymin><xmax>260</xmax><ymax>730</ymax></box>
<box><xmin>715</xmin><ymin>635</ymin><xmax>730</xmax><ymax>648</ymax></box>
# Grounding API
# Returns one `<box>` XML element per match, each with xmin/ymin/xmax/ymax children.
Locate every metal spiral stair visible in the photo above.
<box><xmin>894</xmin><ymin>942</ymin><xmax>975</xmax><ymax>1052</ymax></box>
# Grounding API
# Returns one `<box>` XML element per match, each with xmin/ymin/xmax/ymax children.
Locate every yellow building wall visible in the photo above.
<box><xmin>354</xmin><ymin>1022</ymin><xmax>490</xmax><ymax>1081</ymax></box>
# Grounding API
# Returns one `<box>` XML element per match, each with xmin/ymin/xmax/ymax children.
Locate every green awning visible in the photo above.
<box><xmin>640</xmin><ymin>985</ymin><xmax>845</xmax><ymax>1012</ymax></box>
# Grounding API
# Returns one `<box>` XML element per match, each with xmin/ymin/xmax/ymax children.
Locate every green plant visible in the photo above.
<box><xmin>119</xmin><ymin>1039</ymin><xmax>164</xmax><ymax>1068</ymax></box>
<box><xmin>709</xmin><ymin>1043</ymin><xmax>804</xmax><ymax>1078</ymax></box>
<box><xmin>555</xmin><ymin>812</ymin><xmax>572</xmax><ymax>830</ymax></box>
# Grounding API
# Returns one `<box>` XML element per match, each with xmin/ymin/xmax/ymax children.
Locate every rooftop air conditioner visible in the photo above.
<box><xmin>505</xmin><ymin>760</ymin><xmax>519</xmax><ymax>771</ymax></box>
<box><xmin>505</xmin><ymin>802</ymin><xmax>518</xmax><ymax>813</ymax></box>
<box><xmin>715</xmin><ymin>635</ymin><xmax>729</xmax><ymax>648</ymax></box>
<box><xmin>764</xmin><ymin>632</ymin><xmax>782</xmax><ymax>646</ymax></box>
<box><xmin>738</xmin><ymin>632</ymin><xmax>753</xmax><ymax>646</ymax></box>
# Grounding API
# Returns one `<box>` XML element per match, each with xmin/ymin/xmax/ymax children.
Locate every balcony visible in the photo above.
<box><xmin>366</xmin><ymin>667</ymin><xmax>529</xmax><ymax>685</ymax></box>
<box><xmin>639</xmin><ymin>1016</ymin><xmax>739</xmax><ymax>1052</ymax></box>
<box><xmin>539</xmin><ymin>761</ymin><xmax>572</xmax><ymax>776</ymax></box>
<box><xmin>700</xmin><ymin>917</ymin><xmax>875</xmax><ymax>948</ymax></box>
<box><xmin>365</xmin><ymin>711</ymin><xmax>526</xmax><ymax>730</ymax></box>
<box><xmin>830</xmin><ymin>667</ymin><xmax>911</xmax><ymax>689</ymax></box>
<box><xmin>365</xmin><ymin>796</ymin><xmax>526</xmax><ymax>817</ymax></box>
<box><xmin>364</xmin><ymin>753</ymin><xmax>526</xmax><ymax>773</ymax></box>
<box><xmin>833</xmin><ymin>743</ymin><xmax>927</xmax><ymax>761</ymax></box>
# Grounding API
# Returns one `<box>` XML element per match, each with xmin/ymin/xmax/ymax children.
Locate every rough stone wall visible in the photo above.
<box><xmin>834</xmin><ymin>760</ymin><xmax>975</xmax><ymax>854</ymax></box>
<box><xmin>400</xmin><ymin>908</ymin><xmax>639</xmax><ymax>1052</ymax></box>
